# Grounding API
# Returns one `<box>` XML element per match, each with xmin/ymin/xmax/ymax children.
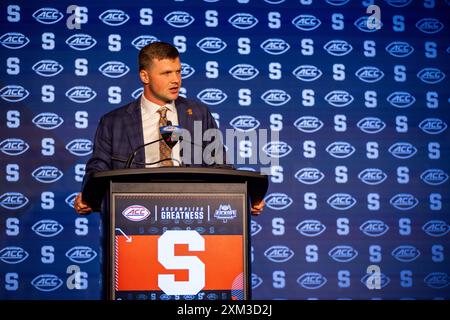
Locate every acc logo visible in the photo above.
<box><xmin>32</xmin><ymin>166</ymin><xmax>63</xmax><ymax>183</ymax></box>
<box><xmin>419</xmin><ymin>118</ymin><xmax>447</xmax><ymax>134</ymax></box>
<box><xmin>0</xmin><ymin>247</ymin><xmax>29</xmax><ymax>264</ymax></box>
<box><xmin>132</xmin><ymin>35</ymin><xmax>159</xmax><ymax>50</ymax></box>
<box><xmin>32</xmin><ymin>7</ymin><xmax>63</xmax><ymax>24</ymax></box>
<box><xmin>99</xmin><ymin>9</ymin><xmax>130</xmax><ymax>26</ymax></box>
<box><xmin>148</xmin><ymin>227</ymin><xmax>159</xmax><ymax>234</ymax></box>
<box><xmin>65</xmin><ymin>192</ymin><xmax>78</xmax><ymax>208</ymax></box>
<box><xmin>422</xmin><ymin>220</ymin><xmax>449</xmax><ymax>237</ymax></box>
<box><xmin>358</xmin><ymin>168</ymin><xmax>387</xmax><ymax>185</ymax></box>
<box><xmin>66</xmin><ymin>86</ymin><xmax>97</xmax><ymax>103</ymax></box>
<box><xmin>323</xmin><ymin>40</ymin><xmax>353</xmax><ymax>56</ymax></box>
<box><xmin>360</xmin><ymin>220</ymin><xmax>389</xmax><ymax>237</ymax></box>
<box><xmin>415</xmin><ymin>18</ymin><xmax>444</xmax><ymax>34</ymax></box>
<box><xmin>264</xmin><ymin>245</ymin><xmax>294</xmax><ymax>263</ymax></box>
<box><xmin>132</xmin><ymin>88</ymin><xmax>144</xmax><ymax>99</ymax></box>
<box><xmin>417</xmin><ymin>68</ymin><xmax>445</xmax><ymax>84</ymax></box>
<box><xmin>384</xmin><ymin>0</ymin><xmax>412</xmax><ymax>7</ymax></box>
<box><xmin>293</xmin><ymin>65</ymin><xmax>322</xmax><ymax>82</ymax></box>
<box><xmin>260</xmin><ymin>38</ymin><xmax>290</xmax><ymax>55</ymax></box>
<box><xmin>230</xmin><ymin>115</ymin><xmax>260</xmax><ymax>132</ymax></box>
<box><xmin>326</xmin><ymin>142</ymin><xmax>355</xmax><ymax>158</ymax></box>
<box><xmin>356</xmin><ymin>66</ymin><xmax>384</xmax><ymax>83</ymax></box>
<box><xmin>391</xmin><ymin>245</ymin><xmax>420</xmax><ymax>262</ymax></box>
<box><xmin>251</xmin><ymin>220</ymin><xmax>262</xmax><ymax>236</ymax></box>
<box><xmin>228</xmin><ymin>13</ymin><xmax>258</xmax><ymax>29</ymax></box>
<box><xmin>206</xmin><ymin>293</ymin><xmax>218</xmax><ymax>300</ymax></box>
<box><xmin>122</xmin><ymin>205</ymin><xmax>151</xmax><ymax>222</ymax></box>
<box><xmin>181</xmin><ymin>63</ymin><xmax>195</xmax><ymax>79</ymax></box>
<box><xmin>361</xmin><ymin>273</ymin><xmax>390</xmax><ymax>289</ymax></box>
<box><xmin>292</xmin><ymin>14</ymin><xmax>321</xmax><ymax>31</ymax></box>
<box><xmin>297</xmin><ymin>273</ymin><xmax>327</xmax><ymax>289</ymax></box>
<box><xmin>252</xmin><ymin>274</ymin><xmax>263</xmax><ymax>289</ymax></box>
<box><xmin>296</xmin><ymin>220</ymin><xmax>326</xmax><ymax>237</ymax></box>
<box><xmin>262</xmin><ymin>141</ymin><xmax>292</xmax><ymax>158</ymax></box>
<box><xmin>325</xmin><ymin>90</ymin><xmax>353</xmax><ymax>107</ymax></box>
<box><xmin>329</xmin><ymin>245</ymin><xmax>358</xmax><ymax>262</ymax></box>
<box><xmin>0</xmin><ymin>138</ymin><xmax>29</xmax><ymax>156</ymax></box>
<box><xmin>66</xmin><ymin>34</ymin><xmax>97</xmax><ymax>51</ymax></box>
<box><xmin>357</xmin><ymin>117</ymin><xmax>386</xmax><ymax>134</ymax></box>
<box><xmin>197</xmin><ymin>88</ymin><xmax>227</xmax><ymax>105</ymax></box>
<box><xmin>354</xmin><ymin>16</ymin><xmax>383</xmax><ymax>32</ymax></box>
<box><xmin>387</xmin><ymin>91</ymin><xmax>415</xmax><ymax>108</ymax></box>
<box><xmin>196</xmin><ymin>37</ymin><xmax>227</xmax><ymax>53</ymax></box>
<box><xmin>32</xmin><ymin>219</ymin><xmax>64</xmax><ymax>237</ymax></box>
<box><xmin>295</xmin><ymin>168</ymin><xmax>325</xmax><ymax>185</ymax></box>
<box><xmin>388</xmin><ymin>142</ymin><xmax>417</xmax><ymax>159</ymax></box>
<box><xmin>294</xmin><ymin>116</ymin><xmax>323</xmax><ymax>133</ymax></box>
<box><xmin>99</xmin><ymin>61</ymin><xmax>130</xmax><ymax>78</ymax></box>
<box><xmin>66</xmin><ymin>246</ymin><xmax>98</xmax><ymax>263</ymax></box>
<box><xmin>264</xmin><ymin>193</ymin><xmax>293</xmax><ymax>210</ymax></box>
<box><xmin>420</xmin><ymin>169</ymin><xmax>448</xmax><ymax>186</ymax></box>
<box><xmin>0</xmin><ymin>85</ymin><xmax>29</xmax><ymax>102</ymax></box>
<box><xmin>214</xmin><ymin>204</ymin><xmax>237</xmax><ymax>222</ymax></box>
<box><xmin>65</xmin><ymin>139</ymin><xmax>93</xmax><ymax>156</ymax></box>
<box><xmin>0</xmin><ymin>192</ymin><xmax>29</xmax><ymax>210</ymax></box>
<box><xmin>264</xmin><ymin>0</ymin><xmax>286</xmax><ymax>3</ymax></box>
<box><xmin>261</xmin><ymin>89</ymin><xmax>291</xmax><ymax>106</ymax></box>
<box><xmin>229</xmin><ymin>64</ymin><xmax>259</xmax><ymax>80</ymax></box>
<box><xmin>31</xmin><ymin>274</ymin><xmax>63</xmax><ymax>292</ymax></box>
<box><xmin>390</xmin><ymin>193</ymin><xmax>419</xmax><ymax>210</ymax></box>
<box><xmin>385</xmin><ymin>41</ymin><xmax>414</xmax><ymax>57</ymax></box>
<box><xmin>32</xmin><ymin>59</ymin><xmax>64</xmax><ymax>77</ymax></box>
<box><xmin>326</xmin><ymin>0</ymin><xmax>350</xmax><ymax>5</ymax></box>
<box><xmin>327</xmin><ymin>193</ymin><xmax>356</xmax><ymax>210</ymax></box>
<box><xmin>0</xmin><ymin>32</ymin><xmax>30</xmax><ymax>49</ymax></box>
<box><xmin>424</xmin><ymin>273</ymin><xmax>449</xmax><ymax>289</ymax></box>
<box><xmin>32</xmin><ymin>112</ymin><xmax>64</xmax><ymax>130</ymax></box>
<box><xmin>164</xmin><ymin>11</ymin><xmax>195</xmax><ymax>28</ymax></box>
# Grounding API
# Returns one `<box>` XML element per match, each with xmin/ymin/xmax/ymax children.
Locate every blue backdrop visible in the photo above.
<box><xmin>1</xmin><ymin>0</ymin><xmax>449</xmax><ymax>300</ymax></box>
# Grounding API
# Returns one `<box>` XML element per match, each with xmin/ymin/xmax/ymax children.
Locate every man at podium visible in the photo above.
<box><xmin>74</xmin><ymin>41</ymin><xmax>264</xmax><ymax>215</ymax></box>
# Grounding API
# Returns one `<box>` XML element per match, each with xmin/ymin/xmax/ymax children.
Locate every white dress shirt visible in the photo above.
<box><xmin>140</xmin><ymin>95</ymin><xmax>180</xmax><ymax>167</ymax></box>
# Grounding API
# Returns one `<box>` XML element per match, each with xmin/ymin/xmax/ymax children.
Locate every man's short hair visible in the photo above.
<box><xmin>138</xmin><ymin>41</ymin><xmax>180</xmax><ymax>71</ymax></box>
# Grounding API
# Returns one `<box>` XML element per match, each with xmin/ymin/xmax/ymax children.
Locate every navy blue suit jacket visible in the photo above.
<box><xmin>83</xmin><ymin>96</ymin><xmax>220</xmax><ymax>187</ymax></box>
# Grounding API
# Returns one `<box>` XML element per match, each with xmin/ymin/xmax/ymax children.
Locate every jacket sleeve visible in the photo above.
<box><xmin>82</xmin><ymin>116</ymin><xmax>113</xmax><ymax>190</ymax></box>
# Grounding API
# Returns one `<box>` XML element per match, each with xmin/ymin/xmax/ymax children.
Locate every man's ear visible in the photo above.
<box><xmin>139</xmin><ymin>69</ymin><xmax>149</xmax><ymax>84</ymax></box>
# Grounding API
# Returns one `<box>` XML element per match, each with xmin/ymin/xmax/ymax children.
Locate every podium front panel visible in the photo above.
<box><xmin>109</xmin><ymin>182</ymin><xmax>248</xmax><ymax>300</ymax></box>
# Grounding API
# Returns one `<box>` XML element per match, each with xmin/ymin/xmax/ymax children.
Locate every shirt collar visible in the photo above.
<box><xmin>140</xmin><ymin>94</ymin><xmax>176</xmax><ymax>115</ymax></box>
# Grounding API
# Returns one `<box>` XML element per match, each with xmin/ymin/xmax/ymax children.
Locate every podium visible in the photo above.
<box><xmin>82</xmin><ymin>167</ymin><xmax>268</xmax><ymax>300</ymax></box>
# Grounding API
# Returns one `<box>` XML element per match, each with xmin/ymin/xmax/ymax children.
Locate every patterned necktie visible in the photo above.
<box><xmin>157</xmin><ymin>106</ymin><xmax>174</xmax><ymax>166</ymax></box>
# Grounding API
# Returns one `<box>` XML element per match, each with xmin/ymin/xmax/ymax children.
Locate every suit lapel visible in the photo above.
<box><xmin>125</xmin><ymin>99</ymin><xmax>145</xmax><ymax>165</ymax></box>
<box><xmin>175</xmin><ymin>97</ymin><xmax>192</xmax><ymax>132</ymax></box>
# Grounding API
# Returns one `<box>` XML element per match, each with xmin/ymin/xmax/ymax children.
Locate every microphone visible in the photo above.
<box><xmin>125</xmin><ymin>121</ymin><xmax>181</xmax><ymax>168</ymax></box>
<box><xmin>160</xmin><ymin>121</ymin><xmax>183</xmax><ymax>149</ymax></box>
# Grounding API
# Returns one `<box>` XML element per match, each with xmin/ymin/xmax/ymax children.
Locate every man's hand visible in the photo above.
<box><xmin>251</xmin><ymin>199</ymin><xmax>265</xmax><ymax>215</ymax></box>
<box><xmin>74</xmin><ymin>192</ymin><xmax>93</xmax><ymax>215</ymax></box>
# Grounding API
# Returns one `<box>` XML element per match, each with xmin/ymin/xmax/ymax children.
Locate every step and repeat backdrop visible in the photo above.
<box><xmin>1</xmin><ymin>0</ymin><xmax>449</xmax><ymax>300</ymax></box>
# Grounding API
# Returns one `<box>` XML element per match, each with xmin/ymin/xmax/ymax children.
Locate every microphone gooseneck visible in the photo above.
<box><xmin>125</xmin><ymin>121</ymin><xmax>181</xmax><ymax>168</ymax></box>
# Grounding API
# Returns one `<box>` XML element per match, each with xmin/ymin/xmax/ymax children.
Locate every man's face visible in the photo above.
<box><xmin>140</xmin><ymin>57</ymin><xmax>182</xmax><ymax>106</ymax></box>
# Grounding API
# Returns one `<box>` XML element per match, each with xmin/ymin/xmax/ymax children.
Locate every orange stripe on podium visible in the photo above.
<box><xmin>115</xmin><ymin>234</ymin><xmax>244</xmax><ymax>291</ymax></box>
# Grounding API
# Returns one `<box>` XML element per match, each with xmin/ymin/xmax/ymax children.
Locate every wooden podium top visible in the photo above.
<box><xmin>82</xmin><ymin>166</ymin><xmax>268</xmax><ymax>211</ymax></box>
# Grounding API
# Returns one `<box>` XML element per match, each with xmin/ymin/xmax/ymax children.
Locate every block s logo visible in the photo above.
<box><xmin>158</xmin><ymin>231</ymin><xmax>205</xmax><ymax>295</ymax></box>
